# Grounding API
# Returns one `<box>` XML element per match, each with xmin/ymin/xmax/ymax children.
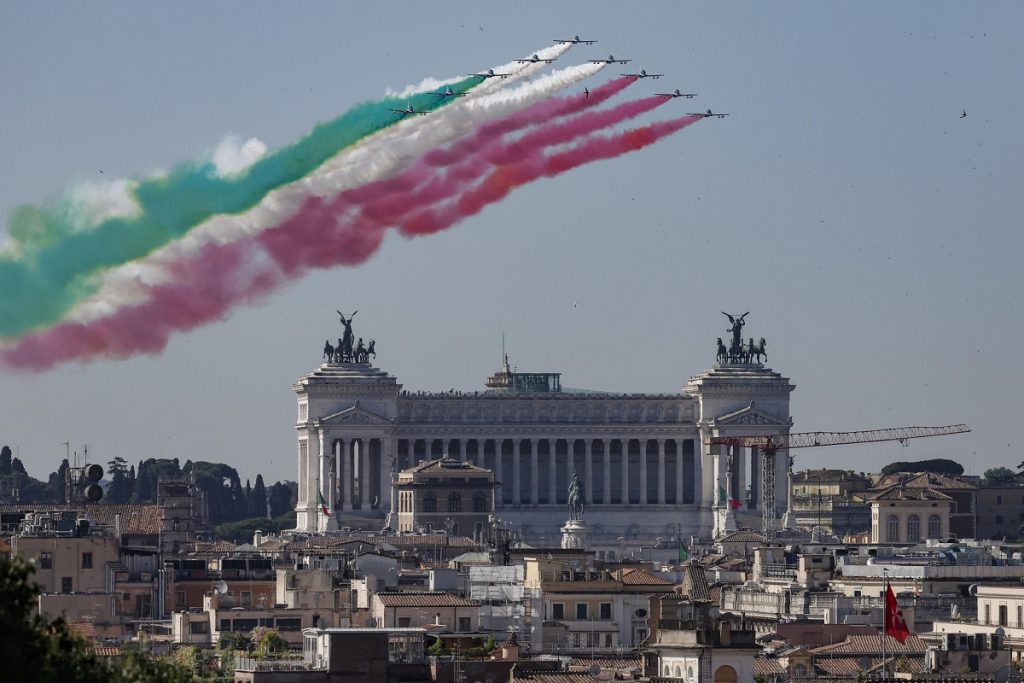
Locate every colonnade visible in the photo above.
<box><xmin>394</xmin><ymin>436</ymin><xmax>702</xmax><ymax>507</ymax></box>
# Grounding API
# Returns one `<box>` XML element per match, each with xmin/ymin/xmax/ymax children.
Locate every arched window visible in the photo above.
<box><xmin>928</xmin><ymin>514</ymin><xmax>942</xmax><ymax>539</ymax></box>
<box><xmin>448</xmin><ymin>492</ymin><xmax>462</xmax><ymax>513</ymax></box>
<box><xmin>887</xmin><ymin>515</ymin><xmax>900</xmax><ymax>542</ymax></box>
<box><xmin>907</xmin><ymin>515</ymin><xmax>921</xmax><ymax>542</ymax></box>
<box><xmin>674</xmin><ymin>664</ymin><xmax>682</xmax><ymax>678</ymax></box>
<box><xmin>423</xmin><ymin>492</ymin><xmax>437</xmax><ymax>512</ymax></box>
<box><xmin>473</xmin><ymin>492</ymin><xmax>487</xmax><ymax>512</ymax></box>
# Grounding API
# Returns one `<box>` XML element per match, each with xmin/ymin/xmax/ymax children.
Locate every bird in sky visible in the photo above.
<box><xmin>961</xmin><ymin>109</ymin><xmax>967</xmax><ymax>118</ymax></box>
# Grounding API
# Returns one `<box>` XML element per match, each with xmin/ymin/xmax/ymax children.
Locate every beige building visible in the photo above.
<box><xmin>523</xmin><ymin>557</ymin><xmax>673</xmax><ymax>654</ymax></box>
<box><xmin>394</xmin><ymin>457</ymin><xmax>495</xmax><ymax>539</ymax></box>
<box><xmin>371</xmin><ymin>591</ymin><xmax>480</xmax><ymax>632</ymax></box>
<box><xmin>869</xmin><ymin>484</ymin><xmax>951</xmax><ymax>544</ymax></box>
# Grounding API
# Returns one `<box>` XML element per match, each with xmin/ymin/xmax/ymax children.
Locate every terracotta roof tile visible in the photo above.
<box><xmin>568</xmin><ymin>656</ymin><xmax>640</xmax><ymax>672</ymax></box>
<box><xmin>753</xmin><ymin>657</ymin><xmax>786</xmax><ymax>675</ymax></box>
<box><xmin>810</xmin><ymin>633</ymin><xmax>926</xmax><ymax>655</ymax></box>
<box><xmin>376</xmin><ymin>591</ymin><xmax>478</xmax><ymax>607</ymax></box>
<box><xmin>620</xmin><ymin>568</ymin><xmax>672</xmax><ymax>585</ymax></box>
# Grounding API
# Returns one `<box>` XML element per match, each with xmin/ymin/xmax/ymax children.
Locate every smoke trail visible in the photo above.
<box><xmin>66</xmin><ymin>63</ymin><xmax>613</xmax><ymax>325</ymax></box>
<box><xmin>0</xmin><ymin>76</ymin><xmax>484</xmax><ymax>338</ymax></box>
<box><xmin>2</xmin><ymin>115</ymin><xmax>699</xmax><ymax>372</ymax></box>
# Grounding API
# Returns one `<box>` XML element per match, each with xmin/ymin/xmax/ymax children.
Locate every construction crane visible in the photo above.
<box><xmin>707</xmin><ymin>423</ymin><xmax>971</xmax><ymax>543</ymax></box>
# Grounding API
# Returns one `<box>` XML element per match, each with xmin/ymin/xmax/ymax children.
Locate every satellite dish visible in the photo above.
<box><xmin>214</xmin><ymin>580</ymin><xmax>228</xmax><ymax>595</ymax></box>
<box><xmin>589</xmin><ymin>663</ymin><xmax>601</xmax><ymax>676</ymax></box>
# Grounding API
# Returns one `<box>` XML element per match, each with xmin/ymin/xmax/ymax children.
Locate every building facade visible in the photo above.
<box><xmin>393</xmin><ymin>458</ymin><xmax>495</xmax><ymax>538</ymax></box>
<box><xmin>294</xmin><ymin>317</ymin><xmax>793</xmax><ymax>542</ymax></box>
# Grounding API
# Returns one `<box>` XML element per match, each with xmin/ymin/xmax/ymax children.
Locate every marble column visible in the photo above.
<box><xmin>675</xmin><ymin>439</ymin><xmax>684</xmax><ymax>505</ymax></box>
<box><xmin>736</xmin><ymin>446</ymin><xmax>746</xmax><ymax>510</ymax></box>
<box><xmin>360</xmin><ymin>439</ymin><xmax>370</xmax><ymax>509</ymax></box>
<box><xmin>566</xmin><ymin>440</ymin><xmax>574</xmax><ymax>500</ymax></box>
<box><xmin>639</xmin><ymin>440</ymin><xmax>648</xmax><ymax>505</ymax></box>
<box><xmin>530</xmin><ymin>440</ymin><xmax>539</xmax><ymax>505</ymax></box>
<box><xmin>548</xmin><ymin>439</ymin><xmax>557</xmax><ymax>505</ymax></box>
<box><xmin>342</xmin><ymin>439</ymin><xmax>353</xmax><ymax>511</ymax></box>
<box><xmin>318</xmin><ymin>431</ymin><xmax>331</xmax><ymax>512</ymax></box>
<box><xmin>621</xmin><ymin>439</ymin><xmax>630</xmax><ymax>505</ymax></box>
<box><xmin>692</xmin><ymin>439</ymin><xmax>704</xmax><ymax>506</ymax></box>
<box><xmin>603</xmin><ymin>440</ymin><xmax>611</xmax><ymax>505</ymax></box>
<box><xmin>750</xmin><ymin>447</ymin><xmax>760</xmax><ymax>511</ymax></box>
<box><xmin>512</xmin><ymin>439</ymin><xmax>522</xmax><ymax>505</ymax></box>
<box><xmin>380</xmin><ymin>437</ymin><xmax>393</xmax><ymax>514</ymax></box>
<box><xmin>584</xmin><ymin>439</ymin><xmax>594</xmax><ymax>505</ymax></box>
<box><xmin>658</xmin><ymin>440</ymin><xmax>667</xmax><ymax>505</ymax></box>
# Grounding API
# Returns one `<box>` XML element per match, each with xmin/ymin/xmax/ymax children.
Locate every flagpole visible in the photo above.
<box><xmin>882</xmin><ymin>568</ymin><xmax>888</xmax><ymax>681</ymax></box>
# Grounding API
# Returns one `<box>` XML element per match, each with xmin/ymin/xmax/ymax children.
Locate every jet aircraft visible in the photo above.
<box><xmin>656</xmin><ymin>89</ymin><xmax>698</xmax><ymax>99</ymax></box>
<box><xmin>516</xmin><ymin>53</ymin><xmax>556</xmax><ymax>64</ymax></box>
<box><xmin>590</xmin><ymin>55</ymin><xmax>631</xmax><ymax>64</ymax></box>
<box><xmin>389</xmin><ymin>104</ymin><xmax>429</xmax><ymax>117</ymax></box>
<box><xmin>688</xmin><ymin>109</ymin><xmax>730</xmax><ymax>118</ymax></box>
<box><xmin>554</xmin><ymin>35</ymin><xmax>597</xmax><ymax>45</ymax></box>
<box><xmin>431</xmin><ymin>87</ymin><xmax>466</xmax><ymax>99</ymax></box>
<box><xmin>622</xmin><ymin>69</ymin><xmax>664</xmax><ymax>79</ymax></box>
<box><xmin>470</xmin><ymin>69</ymin><xmax>510</xmax><ymax>79</ymax></box>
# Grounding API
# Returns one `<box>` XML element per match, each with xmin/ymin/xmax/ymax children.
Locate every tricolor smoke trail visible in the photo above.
<box><xmin>66</xmin><ymin>61</ymin><xmax>616</xmax><ymax>325</ymax></box>
<box><xmin>2</xmin><ymin>113</ymin><xmax>700</xmax><ymax>371</ymax></box>
<box><xmin>0</xmin><ymin>78</ymin><xmax>488</xmax><ymax>338</ymax></box>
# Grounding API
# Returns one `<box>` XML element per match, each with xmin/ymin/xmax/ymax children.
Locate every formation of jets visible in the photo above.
<box><xmin>656</xmin><ymin>89</ymin><xmax>698</xmax><ymax>99</ymax></box>
<box><xmin>389</xmin><ymin>104</ymin><xmax>429</xmax><ymax>118</ymax></box>
<box><xmin>554</xmin><ymin>35</ymin><xmax>596</xmax><ymax>45</ymax></box>
<box><xmin>590</xmin><ymin>55</ymin><xmax>631</xmax><ymax>64</ymax></box>
<box><xmin>459</xmin><ymin>41</ymin><xmax>732</xmax><ymax>120</ymax></box>
<box><xmin>431</xmin><ymin>87</ymin><xmax>465</xmax><ymax>99</ymax></box>
<box><xmin>516</xmin><ymin>53</ymin><xmax>556</xmax><ymax>64</ymax></box>
<box><xmin>688</xmin><ymin>109</ymin><xmax>730</xmax><ymax>118</ymax></box>
<box><xmin>470</xmin><ymin>69</ymin><xmax>510</xmax><ymax>79</ymax></box>
<box><xmin>623</xmin><ymin>69</ymin><xmax>663</xmax><ymax>79</ymax></box>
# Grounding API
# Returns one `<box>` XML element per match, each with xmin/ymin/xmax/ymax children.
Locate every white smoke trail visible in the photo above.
<box><xmin>67</xmin><ymin>52</ymin><xmax>600</xmax><ymax>324</ymax></box>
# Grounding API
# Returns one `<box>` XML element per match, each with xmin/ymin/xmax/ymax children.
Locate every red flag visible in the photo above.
<box><xmin>885</xmin><ymin>583</ymin><xmax>911</xmax><ymax>643</ymax></box>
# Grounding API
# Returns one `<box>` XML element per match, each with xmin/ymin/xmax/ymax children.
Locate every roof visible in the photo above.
<box><xmin>810</xmin><ymin>633</ymin><xmax>926</xmax><ymax>656</ymax></box>
<box><xmin>873</xmin><ymin>472</ymin><xmax>977</xmax><ymax>491</ymax></box>
<box><xmin>869</xmin><ymin>484</ymin><xmax>953</xmax><ymax>501</ymax></box>
<box><xmin>568</xmin><ymin>656</ymin><xmax>640</xmax><ymax>672</ymax></box>
<box><xmin>773</xmin><ymin>622</ymin><xmax>878</xmax><ymax>648</ymax></box>
<box><xmin>752</xmin><ymin>657</ymin><xmax>786</xmax><ymax>676</ymax></box>
<box><xmin>678</xmin><ymin>562</ymin><xmax>711</xmax><ymax>602</ymax></box>
<box><xmin>401</xmin><ymin>457</ymin><xmax>493</xmax><ymax>477</ymax></box>
<box><xmin>619</xmin><ymin>568</ymin><xmax>672</xmax><ymax>585</ymax></box>
<box><xmin>0</xmin><ymin>504</ymin><xmax>161</xmax><ymax>536</ymax></box>
<box><xmin>376</xmin><ymin>591</ymin><xmax>478</xmax><ymax>607</ymax></box>
<box><xmin>718</xmin><ymin>529</ymin><xmax>766</xmax><ymax>543</ymax></box>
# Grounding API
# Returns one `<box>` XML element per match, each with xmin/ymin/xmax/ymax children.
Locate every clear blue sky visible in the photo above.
<box><xmin>1</xmin><ymin>1</ymin><xmax>1021</xmax><ymax>486</ymax></box>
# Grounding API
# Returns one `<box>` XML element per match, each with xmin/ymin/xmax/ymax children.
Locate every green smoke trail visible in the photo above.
<box><xmin>0</xmin><ymin>76</ymin><xmax>482</xmax><ymax>337</ymax></box>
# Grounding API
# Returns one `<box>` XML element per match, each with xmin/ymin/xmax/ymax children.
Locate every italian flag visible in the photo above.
<box><xmin>318</xmin><ymin>490</ymin><xmax>330</xmax><ymax>516</ymax></box>
<box><xmin>719</xmin><ymin>487</ymin><xmax>742</xmax><ymax>510</ymax></box>
<box><xmin>678</xmin><ymin>542</ymin><xmax>689</xmax><ymax>563</ymax></box>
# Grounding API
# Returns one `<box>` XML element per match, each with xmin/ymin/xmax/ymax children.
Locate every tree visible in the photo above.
<box><xmin>0</xmin><ymin>445</ymin><xmax>12</xmax><ymax>475</ymax></box>
<box><xmin>251</xmin><ymin>475</ymin><xmax>268</xmax><ymax>519</ymax></box>
<box><xmin>11</xmin><ymin>457</ymin><xmax>27</xmax><ymax>475</ymax></box>
<box><xmin>0</xmin><ymin>557</ymin><xmax>191</xmax><ymax>682</ymax></box>
<box><xmin>880</xmin><ymin>459</ymin><xmax>964</xmax><ymax>476</ymax></box>
<box><xmin>983</xmin><ymin>467</ymin><xmax>1019</xmax><ymax>487</ymax></box>
<box><xmin>251</xmin><ymin>627</ymin><xmax>289</xmax><ymax>659</ymax></box>
<box><xmin>106</xmin><ymin>457</ymin><xmax>132</xmax><ymax>504</ymax></box>
<box><xmin>269</xmin><ymin>482</ymin><xmax>293</xmax><ymax>519</ymax></box>
<box><xmin>46</xmin><ymin>459</ymin><xmax>69</xmax><ymax>503</ymax></box>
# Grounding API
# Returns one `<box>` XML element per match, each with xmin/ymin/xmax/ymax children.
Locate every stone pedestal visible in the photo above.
<box><xmin>561</xmin><ymin>519</ymin><xmax>592</xmax><ymax>550</ymax></box>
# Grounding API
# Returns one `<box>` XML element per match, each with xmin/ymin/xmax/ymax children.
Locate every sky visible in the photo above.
<box><xmin>0</xmin><ymin>2</ymin><xmax>1021</xmax><ymax>487</ymax></box>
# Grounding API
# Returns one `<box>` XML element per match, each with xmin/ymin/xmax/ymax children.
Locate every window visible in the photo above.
<box><xmin>220</xmin><ymin>619</ymin><xmax>231</xmax><ymax>632</ymax></box>
<box><xmin>887</xmin><ymin>515</ymin><xmax>899</xmax><ymax>542</ymax></box>
<box><xmin>175</xmin><ymin>591</ymin><xmax>186</xmax><ymax>607</ymax></box>
<box><xmin>573</xmin><ymin>632</ymin><xmax>582</xmax><ymax>647</ymax></box>
<box><xmin>276</xmin><ymin>618</ymin><xmax>302</xmax><ymax>632</ymax></box>
<box><xmin>61</xmin><ymin>577</ymin><xmax>72</xmax><ymax>593</ymax></box>
<box><xmin>241</xmin><ymin>591</ymin><xmax>252</xmax><ymax>606</ymax></box>
<box><xmin>907</xmin><ymin>515</ymin><xmax>920</xmax><ymax>542</ymax></box>
<box><xmin>1017</xmin><ymin>605</ymin><xmax>1022</xmax><ymax>628</ymax></box>
<box><xmin>928</xmin><ymin>515</ymin><xmax>942</xmax><ymax>539</ymax></box>
<box><xmin>423</xmin><ymin>493</ymin><xmax>437</xmax><ymax>512</ymax></box>
<box><xmin>190</xmin><ymin>621</ymin><xmax>209</xmax><ymax>634</ymax></box>
<box><xmin>458</xmin><ymin>617</ymin><xmax>471</xmax><ymax>632</ymax></box>
<box><xmin>40</xmin><ymin>552</ymin><xmax>52</xmax><ymax>569</ymax></box>
<box><xmin>997</xmin><ymin>495</ymin><xmax>1003</xmax><ymax>504</ymax></box>
<box><xmin>473</xmin><ymin>492</ymin><xmax>487</xmax><ymax>512</ymax></box>
<box><xmin>605</xmin><ymin>634</ymin><xmax>613</xmax><ymax>647</ymax></box>
<box><xmin>1000</xmin><ymin>605</ymin><xmax>1008</xmax><ymax>627</ymax></box>
<box><xmin>81</xmin><ymin>552</ymin><xmax>93</xmax><ymax>569</ymax></box>
<box><xmin>552</xmin><ymin>603</ymin><xmax>564</xmax><ymax>620</ymax></box>
<box><xmin>600</xmin><ymin>603</ymin><xmax>612</xmax><ymax>620</ymax></box>
<box><xmin>398</xmin><ymin>617</ymin><xmax>411</xmax><ymax>627</ymax></box>
<box><xmin>576</xmin><ymin>603</ymin><xmax>588</xmax><ymax>620</ymax></box>
<box><xmin>448</xmin><ymin>493</ymin><xmax>462</xmax><ymax>513</ymax></box>
<box><xmin>985</xmin><ymin>604</ymin><xmax>991</xmax><ymax>625</ymax></box>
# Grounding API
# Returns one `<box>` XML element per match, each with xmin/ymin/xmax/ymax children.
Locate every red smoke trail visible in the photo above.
<box><xmin>400</xmin><ymin>115</ymin><xmax>702</xmax><ymax>236</ymax></box>
<box><xmin>2</xmin><ymin>114</ymin><xmax>697</xmax><ymax>371</ymax></box>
